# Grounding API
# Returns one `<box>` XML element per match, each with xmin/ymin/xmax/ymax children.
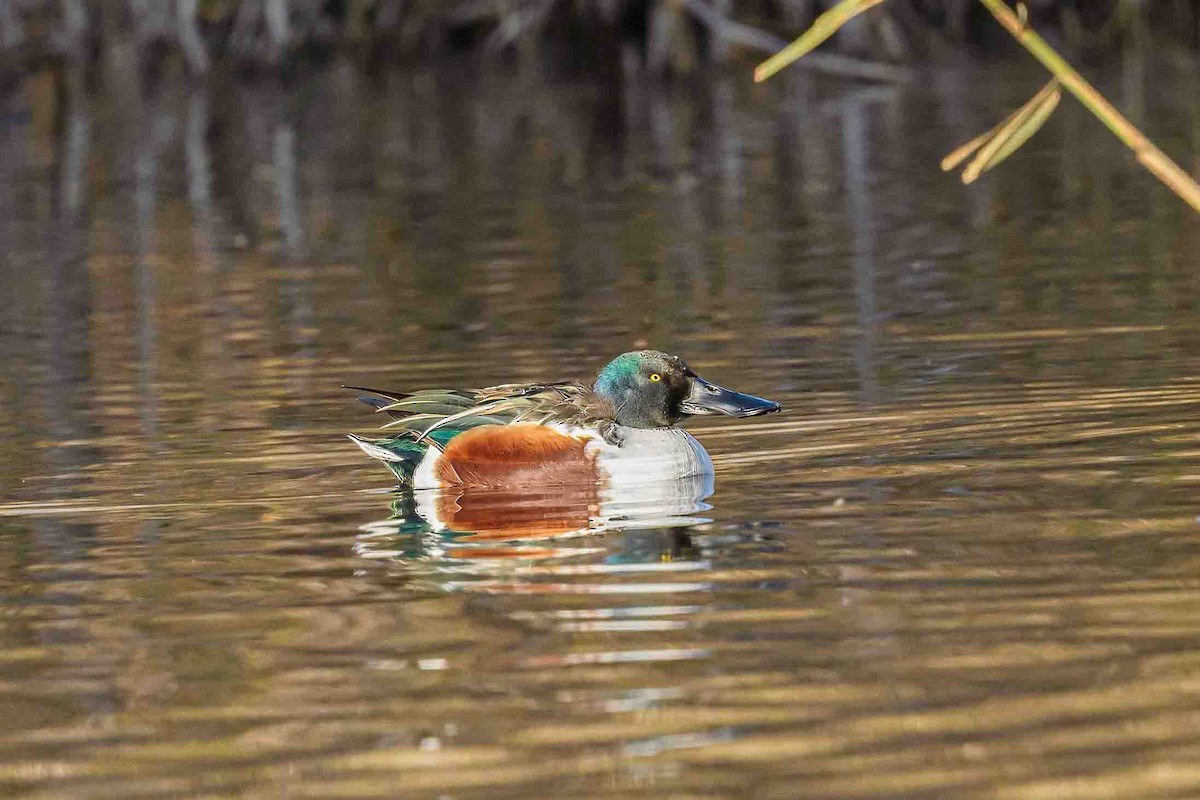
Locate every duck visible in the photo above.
<box><xmin>347</xmin><ymin>349</ymin><xmax>780</xmax><ymax>490</ymax></box>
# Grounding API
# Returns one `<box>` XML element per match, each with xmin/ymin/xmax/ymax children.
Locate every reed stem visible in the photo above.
<box><xmin>977</xmin><ymin>0</ymin><xmax>1200</xmax><ymax>211</ymax></box>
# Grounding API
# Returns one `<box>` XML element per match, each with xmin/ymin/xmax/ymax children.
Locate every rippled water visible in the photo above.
<box><xmin>2</xmin><ymin>47</ymin><xmax>1200</xmax><ymax>799</ymax></box>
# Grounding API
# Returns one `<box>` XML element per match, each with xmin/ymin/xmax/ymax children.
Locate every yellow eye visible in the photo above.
<box><xmin>649</xmin><ymin>373</ymin><xmax>662</xmax><ymax>382</ymax></box>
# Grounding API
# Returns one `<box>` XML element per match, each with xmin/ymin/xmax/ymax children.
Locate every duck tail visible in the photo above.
<box><xmin>347</xmin><ymin>433</ymin><xmax>428</xmax><ymax>485</ymax></box>
<box><xmin>342</xmin><ymin>385</ymin><xmax>411</xmax><ymax>413</ymax></box>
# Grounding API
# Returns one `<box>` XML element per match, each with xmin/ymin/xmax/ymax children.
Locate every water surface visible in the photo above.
<box><xmin>2</xmin><ymin>49</ymin><xmax>1200</xmax><ymax>799</ymax></box>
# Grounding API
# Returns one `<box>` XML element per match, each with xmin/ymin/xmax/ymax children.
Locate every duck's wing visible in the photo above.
<box><xmin>345</xmin><ymin>386</ymin><xmax>504</xmax><ymax>445</ymax></box>
<box><xmin>347</xmin><ymin>382</ymin><xmax>619</xmax><ymax>445</ymax></box>
<box><xmin>470</xmin><ymin>382</ymin><xmax>619</xmax><ymax>438</ymax></box>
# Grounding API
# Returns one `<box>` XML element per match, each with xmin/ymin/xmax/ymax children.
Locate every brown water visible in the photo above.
<box><xmin>2</xmin><ymin>48</ymin><xmax>1200</xmax><ymax>799</ymax></box>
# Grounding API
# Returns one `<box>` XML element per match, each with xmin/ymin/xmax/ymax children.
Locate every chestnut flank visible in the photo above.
<box><xmin>434</xmin><ymin>424</ymin><xmax>601</xmax><ymax>488</ymax></box>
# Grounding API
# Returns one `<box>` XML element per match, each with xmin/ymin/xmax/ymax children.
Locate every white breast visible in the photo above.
<box><xmin>588</xmin><ymin>426</ymin><xmax>714</xmax><ymax>490</ymax></box>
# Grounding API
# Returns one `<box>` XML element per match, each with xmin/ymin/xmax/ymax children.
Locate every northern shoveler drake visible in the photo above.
<box><xmin>347</xmin><ymin>350</ymin><xmax>780</xmax><ymax>490</ymax></box>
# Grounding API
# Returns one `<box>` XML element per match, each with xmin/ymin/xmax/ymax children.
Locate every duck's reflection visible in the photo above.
<box><xmin>355</xmin><ymin>473</ymin><xmax>713</xmax><ymax>571</ymax></box>
<box><xmin>354</xmin><ymin>475</ymin><xmax>733</xmax><ymax>730</ymax></box>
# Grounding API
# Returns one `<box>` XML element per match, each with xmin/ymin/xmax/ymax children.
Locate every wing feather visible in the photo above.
<box><xmin>347</xmin><ymin>380</ymin><xmax>620</xmax><ymax>447</ymax></box>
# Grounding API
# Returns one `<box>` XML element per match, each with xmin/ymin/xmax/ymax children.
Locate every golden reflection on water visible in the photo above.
<box><xmin>1</xmin><ymin>48</ymin><xmax>1200</xmax><ymax>800</ymax></box>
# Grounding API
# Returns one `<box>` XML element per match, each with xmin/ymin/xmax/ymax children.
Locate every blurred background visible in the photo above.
<box><xmin>0</xmin><ymin>0</ymin><xmax>1198</xmax><ymax>76</ymax></box>
<box><xmin>2</xmin><ymin>2</ymin><xmax>1200</xmax><ymax>800</ymax></box>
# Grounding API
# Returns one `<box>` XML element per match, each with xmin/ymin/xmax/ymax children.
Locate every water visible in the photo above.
<box><xmin>2</xmin><ymin>47</ymin><xmax>1200</xmax><ymax>799</ymax></box>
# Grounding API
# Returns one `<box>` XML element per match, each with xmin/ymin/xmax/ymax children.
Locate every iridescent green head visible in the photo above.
<box><xmin>593</xmin><ymin>350</ymin><xmax>781</xmax><ymax>429</ymax></box>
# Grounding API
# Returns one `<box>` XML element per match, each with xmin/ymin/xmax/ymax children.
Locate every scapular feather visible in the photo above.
<box><xmin>346</xmin><ymin>377</ymin><xmax>624</xmax><ymax>479</ymax></box>
<box><xmin>377</xmin><ymin>400</ymin><xmax>479</xmax><ymax>416</ymax></box>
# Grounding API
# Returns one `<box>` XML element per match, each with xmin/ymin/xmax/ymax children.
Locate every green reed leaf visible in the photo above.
<box><xmin>939</xmin><ymin>91</ymin><xmax>1050</xmax><ymax>173</ymax></box>
<box><xmin>754</xmin><ymin>0</ymin><xmax>888</xmax><ymax>82</ymax></box>
<box><xmin>940</xmin><ymin>129</ymin><xmax>995</xmax><ymax>173</ymax></box>
<box><xmin>973</xmin><ymin>83</ymin><xmax>1060</xmax><ymax>177</ymax></box>
<box><xmin>962</xmin><ymin>79</ymin><xmax>1060</xmax><ymax>183</ymax></box>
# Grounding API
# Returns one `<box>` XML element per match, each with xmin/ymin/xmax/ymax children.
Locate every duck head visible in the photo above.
<box><xmin>594</xmin><ymin>350</ymin><xmax>781</xmax><ymax>429</ymax></box>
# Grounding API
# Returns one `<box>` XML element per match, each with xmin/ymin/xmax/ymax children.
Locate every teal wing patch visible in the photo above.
<box><xmin>347</xmin><ymin>434</ymin><xmax>430</xmax><ymax>484</ymax></box>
